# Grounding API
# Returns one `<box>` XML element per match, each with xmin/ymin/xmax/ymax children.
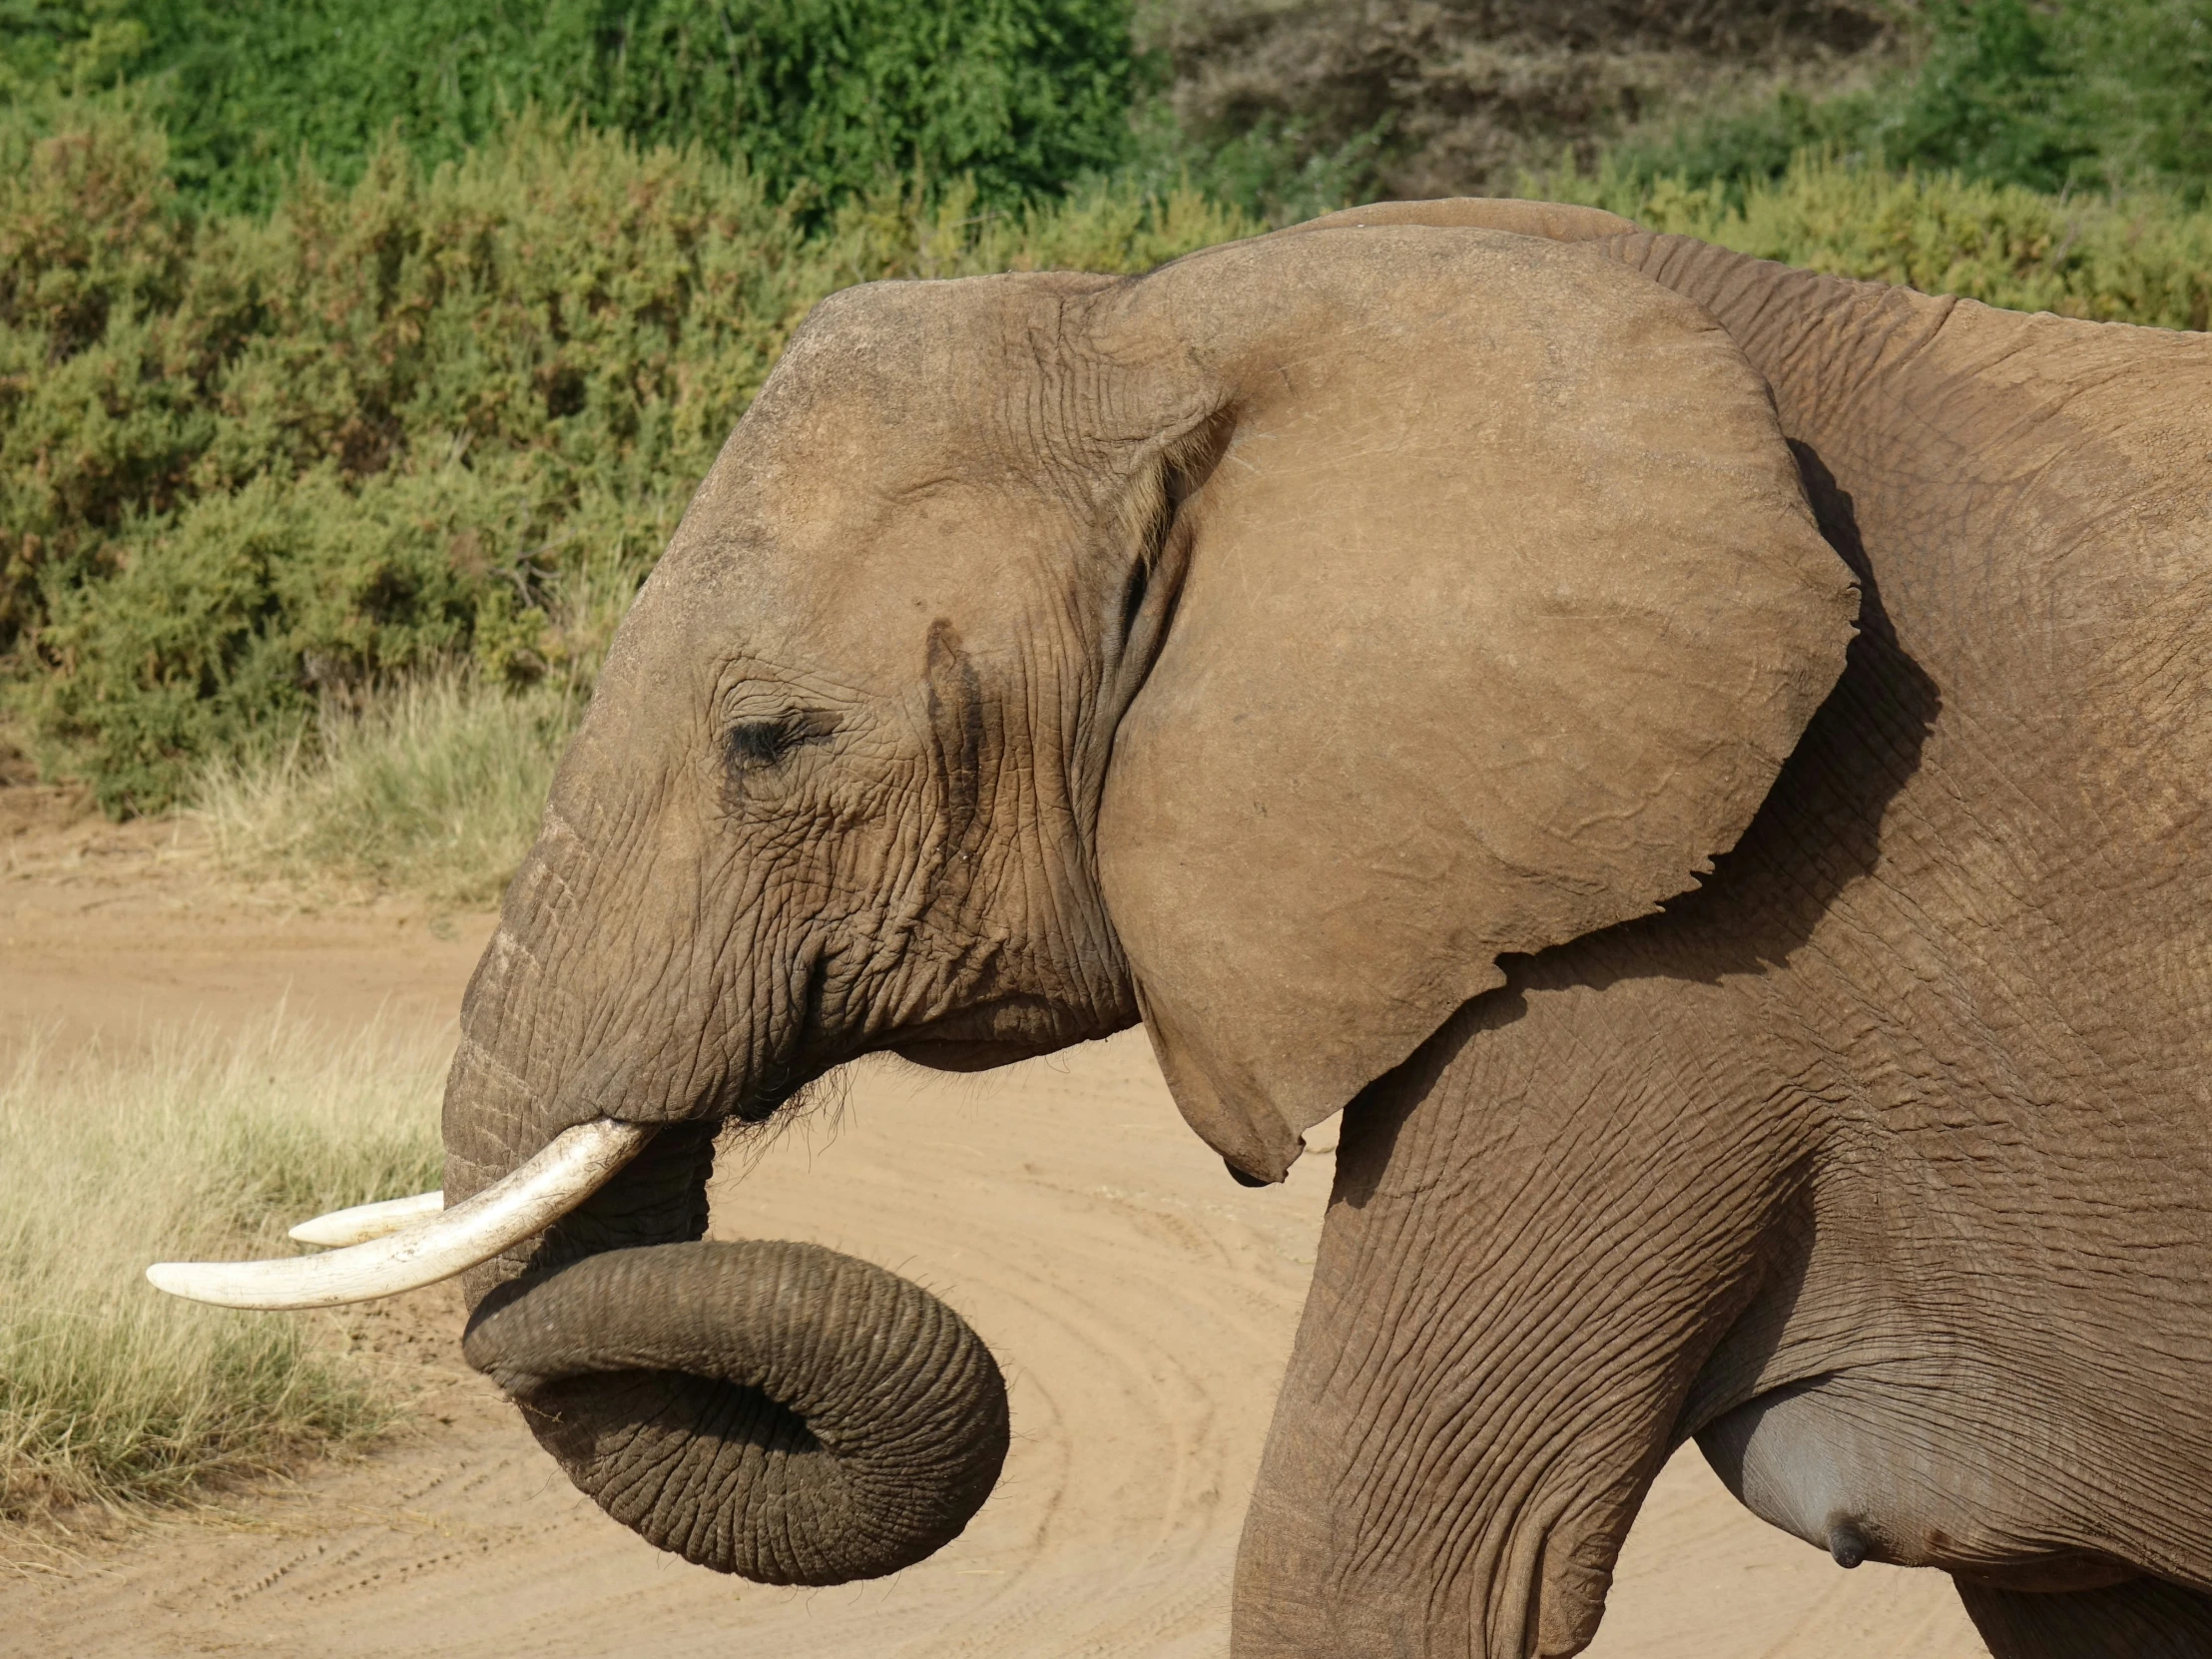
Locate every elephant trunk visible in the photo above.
<box><xmin>462</xmin><ymin>1239</ymin><xmax>1010</xmax><ymax>1584</ymax></box>
<box><xmin>443</xmin><ymin>902</ymin><xmax>1008</xmax><ymax>1586</ymax></box>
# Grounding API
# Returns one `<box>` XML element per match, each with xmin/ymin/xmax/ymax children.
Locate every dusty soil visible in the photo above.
<box><xmin>0</xmin><ymin>791</ymin><xmax>1988</xmax><ymax>1657</ymax></box>
<box><xmin>0</xmin><ymin>786</ymin><xmax>495</xmax><ymax>1047</ymax></box>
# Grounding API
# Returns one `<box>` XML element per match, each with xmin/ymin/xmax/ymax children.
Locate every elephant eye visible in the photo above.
<box><xmin>723</xmin><ymin>710</ymin><xmax>835</xmax><ymax>774</ymax></box>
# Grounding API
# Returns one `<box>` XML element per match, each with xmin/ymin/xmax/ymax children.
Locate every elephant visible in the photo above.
<box><xmin>152</xmin><ymin>196</ymin><xmax>2212</xmax><ymax>1657</ymax></box>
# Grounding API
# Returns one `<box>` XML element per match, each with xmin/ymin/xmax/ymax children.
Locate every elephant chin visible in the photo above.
<box><xmin>460</xmin><ymin>1239</ymin><xmax>1010</xmax><ymax>1586</ymax></box>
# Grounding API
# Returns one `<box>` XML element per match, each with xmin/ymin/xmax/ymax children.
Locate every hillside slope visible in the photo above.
<box><xmin>1142</xmin><ymin>0</ymin><xmax>1900</xmax><ymax>198</ymax></box>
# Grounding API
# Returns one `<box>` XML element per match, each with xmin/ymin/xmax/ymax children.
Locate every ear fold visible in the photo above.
<box><xmin>1093</xmin><ymin>229</ymin><xmax>1856</xmax><ymax>1181</ymax></box>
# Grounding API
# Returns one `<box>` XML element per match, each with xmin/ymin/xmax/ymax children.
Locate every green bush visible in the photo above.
<box><xmin>1120</xmin><ymin>99</ymin><xmax>1387</xmax><ymax>228</ymax></box>
<box><xmin>0</xmin><ymin>0</ymin><xmax>150</xmax><ymax>102</ymax></box>
<box><xmin>570</xmin><ymin>0</ymin><xmax>1142</xmax><ymax>209</ymax></box>
<box><xmin>4</xmin><ymin>0</ymin><xmax>1143</xmax><ymax>212</ymax></box>
<box><xmin>0</xmin><ymin>99</ymin><xmax>1253</xmax><ymax>815</ymax></box>
<box><xmin>1621</xmin><ymin>1</ymin><xmax>2212</xmax><ymax>201</ymax></box>
<box><xmin>1880</xmin><ymin>0</ymin><xmax>2095</xmax><ymax>190</ymax></box>
<box><xmin>1548</xmin><ymin>148</ymin><xmax>2212</xmax><ymax>327</ymax></box>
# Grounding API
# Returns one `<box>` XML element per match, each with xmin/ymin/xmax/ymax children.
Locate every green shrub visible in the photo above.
<box><xmin>0</xmin><ymin>99</ymin><xmax>1254</xmax><ymax>815</ymax></box>
<box><xmin>1878</xmin><ymin>0</ymin><xmax>2096</xmax><ymax>191</ymax></box>
<box><xmin>4</xmin><ymin>0</ymin><xmax>1141</xmax><ymax>212</ymax></box>
<box><xmin>570</xmin><ymin>0</ymin><xmax>1143</xmax><ymax>210</ymax></box>
<box><xmin>0</xmin><ymin>0</ymin><xmax>149</xmax><ymax>102</ymax></box>
<box><xmin>0</xmin><ymin>1014</ymin><xmax>443</xmax><ymax>1517</ymax></box>
<box><xmin>1548</xmin><ymin>149</ymin><xmax>2212</xmax><ymax>328</ymax></box>
<box><xmin>1623</xmin><ymin>0</ymin><xmax>2212</xmax><ymax>201</ymax></box>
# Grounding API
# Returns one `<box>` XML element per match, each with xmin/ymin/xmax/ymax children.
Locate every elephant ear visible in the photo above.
<box><xmin>1094</xmin><ymin>228</ymin><xmax>1856</xmax><ymax>1182</ymax></box>
<box><xmin>1281</xmin><ymin>195</ymin><xmax>1640</xmax><ymax>242</ymax></box>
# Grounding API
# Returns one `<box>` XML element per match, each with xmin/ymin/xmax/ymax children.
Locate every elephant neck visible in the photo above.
<box><xmin>1595</xmin><ymin>229</ymin><xmax>2211</xmax><ymax>685</ymax></box>
<box><xmin>1595</xmin><ymin>232</ymin><xmax>1967</xmax><ymax>463</ymax></box>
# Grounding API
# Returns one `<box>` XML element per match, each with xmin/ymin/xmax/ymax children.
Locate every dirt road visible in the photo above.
<box><xmin>0</xmin><ymin>794</ymin><xmax>1987</xmax><ymax>1657</ymax></box>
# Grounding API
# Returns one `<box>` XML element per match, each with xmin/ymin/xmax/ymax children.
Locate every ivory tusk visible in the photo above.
<box><xmin>147</xmin><ymin>1120</ymin><xmax>654</xmax><ymax>1311</ymax></box>
<box><xmin>288</xmin><ymin>1190</ymin><xmax>445</xmax><ymax>1247</ymax></box>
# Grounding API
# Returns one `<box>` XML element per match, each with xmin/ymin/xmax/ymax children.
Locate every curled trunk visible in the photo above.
<box><xmin>462</xmin><ymin>1238</ymin><xmax>1010</xmax><ymax>1585</ymax></box>
<box><xmin>443</xmin><ymin>825</ymin><xmax>1011</xmax><ymax>1583</ymax></box>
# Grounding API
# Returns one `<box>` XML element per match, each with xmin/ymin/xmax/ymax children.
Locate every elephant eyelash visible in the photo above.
<box><xmin>723</xmin><ymin>710</ymin><xmax>836</xmax><ymax>773</ymax></box>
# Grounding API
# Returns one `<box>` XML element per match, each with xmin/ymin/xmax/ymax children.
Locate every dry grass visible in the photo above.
<box><xmin>0</xmin><ymin>1014</ymin><xmax>444</xmax><ymax>1520</ymax></box>
<box><xmin>195</xmin><ymin>673</ymin><xmax>577</xmax><ymax>908</ymax></box>
<box><xmin>1138</xmin><ymin>0</ymin><xmax>1901</xmax><ymax>207</ymax></box>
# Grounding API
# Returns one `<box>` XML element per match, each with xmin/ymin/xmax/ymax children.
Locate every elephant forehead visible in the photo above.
<box><xmin>745</xmin><ymin>271</ymin><xmax>1123</xmax><ymax>459</ymax></box>
<box><xmin>630</xmin><ymin>464</ymin><xmax>1087</xmax><ymax>694</ymax></box>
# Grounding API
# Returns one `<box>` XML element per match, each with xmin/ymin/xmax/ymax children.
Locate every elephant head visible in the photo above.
<box><xmin>156</xmin><ymin>223</ymin><xmax>1856</xmax><ymax>1583</ymax></box>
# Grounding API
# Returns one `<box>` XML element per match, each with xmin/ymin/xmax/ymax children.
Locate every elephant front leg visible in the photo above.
<box><xmin>1232</xmin><ymin>981</ymin><xmax>1808</xmax><ymax>1659</ymax></box>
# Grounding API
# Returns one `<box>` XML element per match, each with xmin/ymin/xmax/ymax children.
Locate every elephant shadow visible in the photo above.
<box><xmin>1337</xmin><ymin>445</ymin><xmax>1939</xmax><ymax>1209</ymax></box>
<box><xmin>1558</xmin><ymin>439</ymin><xmax>1944</xmax><ymax>993</ymax></box>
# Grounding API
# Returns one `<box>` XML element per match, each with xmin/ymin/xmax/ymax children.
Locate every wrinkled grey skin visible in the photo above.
<box><xmin>446</xmin><ymin>204</ymin><xmax>2212</xmax><ymax>1657</ymax></box>
<box><xmin>1233</xmin><ymin>204</ymin><xmax>2212</xmax><ymax>1659</ymax></box>
<box><xmin>465</xmin><ymin>1240</ymin><xmax>1009</xmax><ymax>1583</ymax></box>
<box><xmin>1623</xmin><ymin>224</ymin><xmax>2212</xmax><ymax>1658</ymax></box>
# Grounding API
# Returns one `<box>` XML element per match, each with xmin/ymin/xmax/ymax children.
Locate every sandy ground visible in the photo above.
<box><xmin>0</xmin><ymin>790</ymin><xmax>1989</xmax><ymax>1657</ymax></box>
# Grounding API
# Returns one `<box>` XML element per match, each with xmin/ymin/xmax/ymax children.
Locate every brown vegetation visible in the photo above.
<box><xmin>1141</xmin><ymin>0</ymin><xmax>1901</xmax><ymax>197</ymax></box>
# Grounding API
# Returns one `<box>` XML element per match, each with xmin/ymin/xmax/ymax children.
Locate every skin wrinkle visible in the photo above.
<box><xmin>1348</xmin><ymin>1094</ymin><xmax>1596</xmax><ymax>1470</ymax></box>
<box><xmin>1265</xmin><ymin>968</ymin><xmax>1811</xmax><ymax>1653</ymax></box>
<box><xmin>1204</xmin><ymin>232</ymin><xmax>2212</xmax><ymax>1659</ymax></box>
<box><xmin>1382</xmin><ymin>1277</ymin><xmax>1611</xmax><ymax>1606</ymax></box>
<box><xmin>1356</xmin><ymin>1059</ymin><xmax>1778</xmax><ymax>1591</ymax></box>
<box><xmin>479</xmin><ymin>1244</ymin><xmax>1005</xmax><ymax>1583</ymax></box>
<box><xmin>1366</xmin><ymin>1160</ymin><xmax>1592</xmax><ymax>1623</ymax></box>
<box><xmin>1348</xmin><ymin>1064</ymin><xmax>1613</xmax><ymax>1539</ymax></box>
<box><xmin>1690</xmin><ymin>240</ymin><xmax>2194</xmax><ymax>1503</ymax></box>
<box><xmin>695</xmin><ymin>621</ymin><xmax>1074</xmax><ymax>1099</ymax></box>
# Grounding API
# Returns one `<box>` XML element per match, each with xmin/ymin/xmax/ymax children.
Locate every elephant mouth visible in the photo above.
<box><xmin>149</xmin><ymin>1112</ymin><xmax>1013</xmax><ymax>1585</ymax></box>
<box><xmin>895</xmin><ymin>1036</ymin><xmax>1045</xmax><ymax>1071</ymax></box>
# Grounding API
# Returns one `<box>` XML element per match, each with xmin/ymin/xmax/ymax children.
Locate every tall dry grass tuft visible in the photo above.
<box><xmin>196</xmin><ymin>558</ymin><xmax>640</xmax><ymax>905</ymax></box>
<box><xmin>197</xmin><ymin>675</ymin><xmax>577</xmax><ymax>907</ymax></box>
<box><xmin>0</xmin><ymin>1015</ymin><xmax>444</xmax><ymax>1519</ymax></box>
